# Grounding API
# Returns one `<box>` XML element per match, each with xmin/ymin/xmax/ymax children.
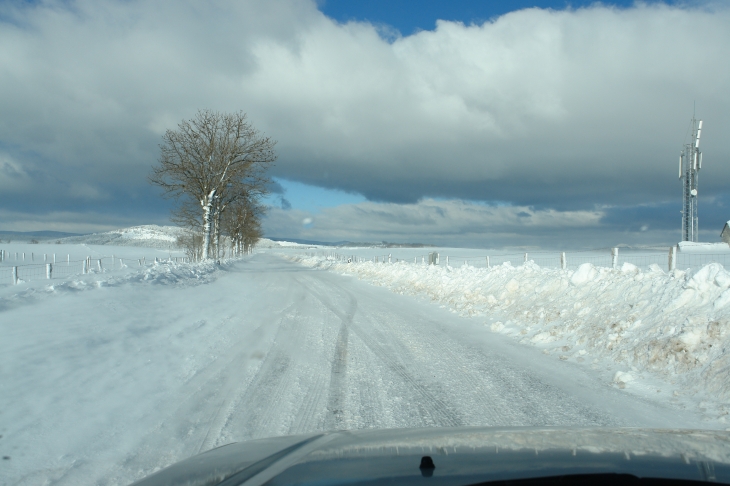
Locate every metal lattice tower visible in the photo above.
<box><xmin>679</xmin><ymin>117</ymin><xmax>703</xmax><ymax>242</ymax></box>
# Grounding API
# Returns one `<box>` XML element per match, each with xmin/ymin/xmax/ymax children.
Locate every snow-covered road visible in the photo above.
<box><xmin>1</xmin><ymin>254</ymin><xmax>707</xmax><ymax>485</ymax></box>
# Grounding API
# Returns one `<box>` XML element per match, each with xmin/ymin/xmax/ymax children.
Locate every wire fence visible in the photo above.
<box><xmin>301</xmin><ymin>247</ymin><xmax>730</xmax><ymax>272</ymax></box>
<box><xmin>0</xmin><ymin>251</ymin><xmax>191</xmax><ymax>285</ymax></box>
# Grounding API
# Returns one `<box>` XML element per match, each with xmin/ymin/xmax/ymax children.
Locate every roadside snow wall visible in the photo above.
<box><xmin>290</xmin><ymin>255</ymin><xmax>730</xmax><ymax>408</ymax></box>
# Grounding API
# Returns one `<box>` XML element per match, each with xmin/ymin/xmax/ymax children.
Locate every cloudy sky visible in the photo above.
<box><xmin>1</xmin><ymin>0</ymin><xmax>728</xmax><ymax>248</ymax></box>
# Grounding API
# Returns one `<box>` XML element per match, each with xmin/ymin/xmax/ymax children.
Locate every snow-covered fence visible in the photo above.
<box><xmin>0</xmin><ymin>253</ymin><xmax>192</xmax><ymax>285</ymax></box>
<box><xmin>300</xmin><ymin>247</ymin><xmax>730</xmax><ymax>272</ymax></box>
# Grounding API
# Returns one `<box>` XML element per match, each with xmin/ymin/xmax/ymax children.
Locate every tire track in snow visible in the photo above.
<box><xmin>302</xmin><ymin>277</ymin><xmax>464</xmax><ymax>428</ymax></box>
<box><xmin>324</xmin><ymin>322</ymin><xmax>350</xmax><ymax>430</ymax></box>
<box><xmin>219</xmin><ymin>276</ymin><xmax>346</xmax><ymax>441</ymax></box>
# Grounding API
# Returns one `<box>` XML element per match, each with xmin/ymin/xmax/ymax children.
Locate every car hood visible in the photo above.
<box><xmin>129</xmin><ymin>427</ymin><xmax>730</xmax><ymax>486</ymax></box>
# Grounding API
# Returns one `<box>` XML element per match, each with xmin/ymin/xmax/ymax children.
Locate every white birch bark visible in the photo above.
<box><xmin>201</xmin><ymin>189</ymin><xmax>216</xmax><ymax>260</ymax></box>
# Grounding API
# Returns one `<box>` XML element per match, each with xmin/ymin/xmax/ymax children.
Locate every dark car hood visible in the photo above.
<box><xmin>129</xmin><ymin>427</ymin><xmax>730</xmax><ymax>486</ymax></box>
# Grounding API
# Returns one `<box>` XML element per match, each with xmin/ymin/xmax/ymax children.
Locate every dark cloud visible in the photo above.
<box><xmin>0</xmin><ymin>0</ymin><xmax>728</xmax><ymax>246</ymax></box>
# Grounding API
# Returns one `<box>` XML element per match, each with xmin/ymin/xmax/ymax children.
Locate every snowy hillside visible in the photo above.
<box><xmin>55</xmin><ymin>225</ymin><xmax>189</xmax><ymax>249</ymax></box>
<box><xmin>51</xmin><ymin>226</ymin><xmax>315</xmax><ymax>251</ymax></box>
<box><xmin>255</xmin><ymin>237</ymin><xmax>319</xmax><ymax>249</ymax></box>
<box><xmin>290</xmin><ymin>254</ymin><xmax>730</xmax><ymax>422</ymax></box>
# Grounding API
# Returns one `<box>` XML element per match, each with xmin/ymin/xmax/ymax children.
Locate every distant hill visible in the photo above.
<box><xmin>0</xmin><ymin>230</ymin><xmax>84</xmax><ymax>241</ymax></box>
<box><xmin>265</xmin><ymin>237</ymin><xmax>433</xmax><ymax>248</ymax></box>
<box><xmin>54</xmin><ymin>225</ymin><xmax>189</xmax><ymax>249</ymax></box>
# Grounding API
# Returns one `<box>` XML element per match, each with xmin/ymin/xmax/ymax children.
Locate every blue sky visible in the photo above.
<box><xmin>0</xmin><ymin>0</ymin><xmax>728</xmax><ymax>248</ymax></box>
<box><xmin>318</xmin><ymin>0</ymin><xmax>677</xmax><ymax>35</ymax></box>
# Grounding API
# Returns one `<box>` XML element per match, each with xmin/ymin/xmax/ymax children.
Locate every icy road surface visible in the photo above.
<box><xmin>1</xmin><ymin>254</ymin><xmax>706</xmax><ymax>485</ymax></box>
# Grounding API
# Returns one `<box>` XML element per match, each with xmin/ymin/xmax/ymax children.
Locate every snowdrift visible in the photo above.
<box><xmin>0</xmin><ymin>258</ymin><xmax>228</xmax><ymax>309</ymax></box>
<box><xmin>291</xmin><ymin>255</ymin><xmax>730</xmax><ymax>416</ymax></box>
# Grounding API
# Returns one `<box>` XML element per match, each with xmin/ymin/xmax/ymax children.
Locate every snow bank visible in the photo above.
<box><xmin>0</xmin><ymin>259</ymin><xmax>228</xmax><ymax>309</ymax></box>
<box><xmin>290</xmin><ymin>255</ymin><xmax>730</xmax><ymax>416</ymax></box>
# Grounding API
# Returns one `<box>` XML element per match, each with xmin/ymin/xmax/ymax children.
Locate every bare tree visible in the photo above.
<box><xmin>176</xmin><ymin>231</ymin><xmax>204</xmax><ymax>262</ymax></box>
<box><xmin>150</xmin><ymin>110</ymin><xmax>276</xmax><ymax>260</ymax></box>
<box><xmin>222</xmin><ymin>196</ymin><xmax>266</xmax><ymax>256</ymax></box>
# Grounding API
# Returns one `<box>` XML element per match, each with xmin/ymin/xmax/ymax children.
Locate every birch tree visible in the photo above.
<box><xmin>149</xmin><ymin>110</ymin><xmax>276</xmax><ymax>260</ymax></box>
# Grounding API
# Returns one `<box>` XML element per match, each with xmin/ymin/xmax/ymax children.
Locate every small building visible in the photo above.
<box><xmin>722</xmin><ymin>221</ymin><xmax>730</xmax><ymax>246</ymax></box>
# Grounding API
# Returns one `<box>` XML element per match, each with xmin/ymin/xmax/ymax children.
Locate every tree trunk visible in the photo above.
<box><xmin>201</xmin><ymin>189</ymin><xmax>216</xmax><ymax>260</ymax></box>
<box><xmin>214</xmin><ymin>211</ymin><xmax>221</xmax><ymax>261</ymax></box>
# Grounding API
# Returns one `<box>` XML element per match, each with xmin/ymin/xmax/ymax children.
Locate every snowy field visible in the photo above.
<box><xmin>276</xmin><ymin>245</ymin><xmax>730</xmax><ymax>271</ymax></box>
<box><xmin>2</xmin><ymin>234</ymin><xmax>729</xmax><ymax>485</ymax></box>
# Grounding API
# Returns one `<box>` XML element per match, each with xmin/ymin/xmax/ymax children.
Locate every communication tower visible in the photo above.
<box><xmin>679</xmin><ymin>116</ymin><xmax>703</xmax><ymax>242</ymax></box>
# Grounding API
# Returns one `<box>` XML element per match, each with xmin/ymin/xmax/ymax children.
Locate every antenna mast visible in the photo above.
<box><xmin>679</xmin><ymin>117</ymin><xmax>703</xmax><ymax>242</ymax></box>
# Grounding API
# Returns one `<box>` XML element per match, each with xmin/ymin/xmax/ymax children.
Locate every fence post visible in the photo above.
<box><xmin>67</xmin><ymin>254</ymin><xmax>70</xmax><ymax>265</ymax></box>
<box><xmin>561</xmin><ymin>252</ymin><xmax>567</xmax><ymax>270</ymax></box>
<box><xmin>82</xmin><ymin>259</ymin><xmax>87</xmax><ymax>274</ymax></box>
<box><xmin>524</xmin><ymin>253</ymin><xmax>528</xmax><ymax>263</ymax></box>
<box><xmin>138</xmin><ymin>259</ymin><xmax>142</xmax><ymax>266</ymax></box>
<box><xmin>53</xmin><ymin>253</ymin><xmax>56</xmax><ymax>264</ymax></box>
<box><xmin>486</xmin><ymin>256</ymin><xmax>490</xmax><ymax>268</ymax></box>
<box><xmin>669</xmin><ymin>246</ymin><xmax>677</xmax><ymax>272</ymax></box>
<box><xmin>611</xmin><ymin>248</ymin><xmax>618</xmax><ymax>269</ymax></box>
<box><xmin>32</xmin><ymin>252</ymin><xmax>34</xmax><ymax>262</ymax></box>
<box><xmin>120</xmin><ymin>258</ymin><xmax>124</xmax><ymax>268</ymax></box>
<box><xmin>388</xmin><ymin>254</ymin><xmax>392</xmax><ymax>264</ymax></box>
<box><xmin>46</xmin><ymin>263</ymin><xmax>52</xmax><ymax>279</ymax></box>
<box><xmin>44</xmin><ymin>254</ymin><xmax>47</xmax><ymax>262</ymax></box>
<box><xmin>97</xmin><ymin>259</ymin><xmax>102</xmax><ymax>272</ymax></box>
<box><xmin>446</xmin><ymin>256</ymin><xmax>449</xmax><ymax>266</ymax></box>
<box><xmin>112</xmin><ymin>254</ymin><xmax>115</xmax><ymax>267</ymax></box>
<box><xmin>22</xmin><ymin>252</ymin><xmax>25</xmax><ymax>261</ymax></box>
<box><xmin>12</xmin><ymin>266</ymin><xmax>18</xmax><ymax>285</ymax></box>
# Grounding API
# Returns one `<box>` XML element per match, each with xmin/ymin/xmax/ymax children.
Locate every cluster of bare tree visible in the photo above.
<box><xmin>150</xmin><ymin>110</ymin><xmax>275</xmax><ymax>261</ymax></box>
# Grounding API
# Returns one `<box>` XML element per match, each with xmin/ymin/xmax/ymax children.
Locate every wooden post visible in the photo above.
<box><xmin>446</xmin><ymin>256</ymin><xmax>449</xmax><ymax>266</ymax></box>
<box><xmin>22</xmin><ymin>252</ymin><xmax>25</xmax><ymax>262</ymax></box>
<box><xmin>31</xmin><ymin>252</ymin><xmax>34</xmax><ymax>261</ymax></box>
<box><xmin>46</xmin><ymin>263</ymin><xmax>52</xmax><ymax>279</ymax></box>
<box><xmin>44</xmin><ymin>254</ymin><xmax>47</xmax><ymax>262</ymax></box>
<box><xmin>97</xmin><ymin>259</ymin><xmax>102</xmax><ymax>272</ymax></box>
<box><xmin>611</xmin><ymin>248</ymin><xmax>618</xmax><ymax>269</ymax></box>
<box><xmin>669</xmin><ymin>246</ymin><xmax>677</xmax><ymax>272</ymax></box>
<box><xmin>388</xmin><ymin>254</ymin><xmax>392</xmax><ymax>264</ymax></box>
<box><xmin>12</xmin><ymin>266</ymin><xmax>18</xmax><ymax>285</ymax></box>
<box><xmin>82</xmin><ymin>259</ymin><xmax>87</xmax><ymax>274</ymax></box>
<box><xmin>486</xmin><ymin>256</ymin><xmax>490</xmax><ymax>268</ymax></box>
<box><xmin>524</xmin><ymin>253</ymin><xmax>528</xmax><ymax>263</ymax></box>
<box><xmin>561</xmin><ymin>252</ymin><xmax>567</xmax><ymax>270</ymax></box>
<box><xmin>53</xmin><ymin>253</ymin><xmax>56</xmax><ymax>264</ymax></box>
<box><xmin>112</xmin><ymin>254</ymin><xmax>115</xmax><ymax>267</ymax></box>
<box><xmin>67</xmin><ymin>254</ymin><xmax>70</xmax><ymax>265</ymax></box>
<box><xmin>120</xmin><ymin>258</ymin><xmax>124</xmax><ymax>267</ymax></box>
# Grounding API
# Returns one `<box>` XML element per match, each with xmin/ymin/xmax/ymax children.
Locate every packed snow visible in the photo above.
<box><xmin>287</xmin><ymin>252</ymin><xmax>730</xmax><ymax>424</ymax></box>
<box><xmin>2</xmin><ymin>236</ymin><xmax>728</xmax><ymax>486</ymax></box>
